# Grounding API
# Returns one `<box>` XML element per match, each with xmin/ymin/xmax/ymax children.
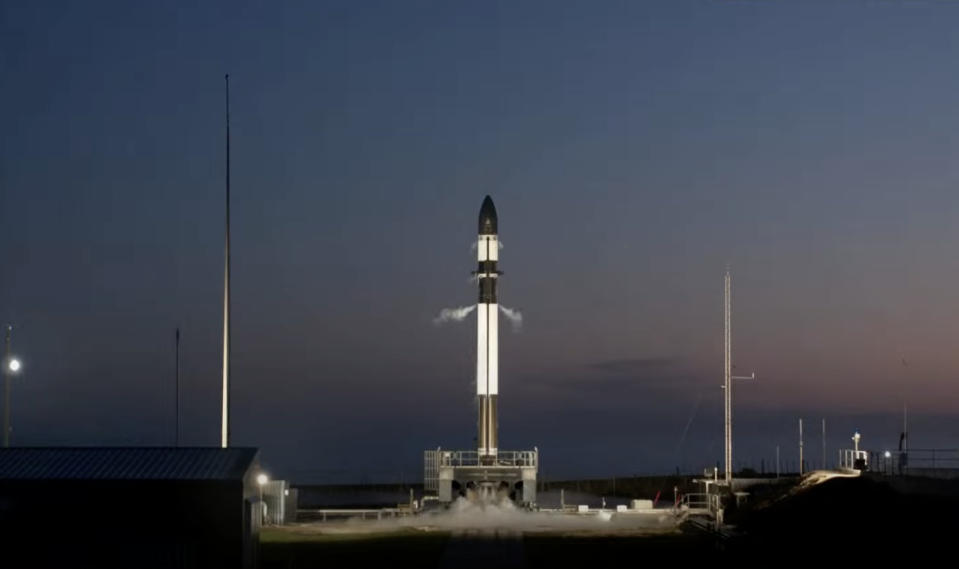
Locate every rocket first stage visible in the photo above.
<box><xmin>475</xmin><ymin>195</ymin><xmax>500</xmax><ymax>463</ymax></box>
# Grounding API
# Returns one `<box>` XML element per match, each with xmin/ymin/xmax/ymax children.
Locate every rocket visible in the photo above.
<box><xmin>475</xmin><ymin>196</ymin><xmax>500</xmax><ymax>463</ymax></box>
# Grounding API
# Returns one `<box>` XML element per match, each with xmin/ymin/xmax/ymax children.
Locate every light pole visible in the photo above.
<box><xmin>4</xmin><ymin>324</ymin><xmax>23</xmax><ymax>448</ymax></box>
<box><xmin>257</xmin><ymin>473</ymin><xmax>269</xmax><ymax>525</ymax></box>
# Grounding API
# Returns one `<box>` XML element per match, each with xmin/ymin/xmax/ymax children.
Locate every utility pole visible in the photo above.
<box><xmin>776</xmin><ymin>445</ymin><xmax>780</xmax><ymax>478</ymax></box>
<box><xmin>723</xmin><ymin>267</ymin><xmax>756</xmax><ymax>484</ymax></box>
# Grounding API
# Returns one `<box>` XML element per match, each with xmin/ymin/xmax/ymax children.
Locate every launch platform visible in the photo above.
<box><xmin>424</xmin><ymin>449</ymin><xmax>538</xmax><ymax>506</ymax></box>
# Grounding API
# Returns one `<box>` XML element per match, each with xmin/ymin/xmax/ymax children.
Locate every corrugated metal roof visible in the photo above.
<box><xmin>0</xmin><ymin>447</ymin><xmax>259</xmax><ymax>481</ymax></box>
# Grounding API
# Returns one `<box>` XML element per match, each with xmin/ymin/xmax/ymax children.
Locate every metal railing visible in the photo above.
<box><xmin>681</xmin><ymin>492</ymin><xmax>722</xmax><ymax>515</ymax></box>
<box><xmin>298</xmin><ymin>508</ymin><xmax>414</xmax><ymax>522</ymax></box>
<box><xmin>680</xmin><ymin>493</ymin><xmax>712</xmax><ymax>510</ymax></box>
<box><xmin>838</xmin><ymin>448</ymin><xmax>959</xmax><ymax>476</ymax></box>
<box><xmin>838</xmin><ymin>448</ymin><xmax>869</xmax><ymax>470</ymax></box>
<box><xmin>436</xmin><ymin>450</ymin><xmax>538</xmax><ymax>468</ymax></box>
<box><xmin>425</xmin><ymin>449</ymin><xmax>537</xmax><ymax>471</ymax></box>
<box><xmin>424</xmin><ymin>449</ymin><xmax>439</xmax><ymax>491</ymax></box>
<box><xmin>424</xmin><ymin>448</ymin><xmax>538</xmax><ymax>492</ymax></box>
<box><xmin>868</xmin><ymin>449</ymin><xmax>959</xmax><ymax>476</ymax></box>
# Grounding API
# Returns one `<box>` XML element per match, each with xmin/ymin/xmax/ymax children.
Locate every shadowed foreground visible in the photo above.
<box><xmin>260</xmin><ymin>527</ymin><xmax>718</xmax><ymax>568</ymax></box>
<box><xmin>264</xmin><ymin>475</ymin><xmax>959</xmax><ymax>568</ymax></box>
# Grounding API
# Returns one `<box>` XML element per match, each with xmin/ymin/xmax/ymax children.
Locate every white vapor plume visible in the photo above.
<box><xmin>433</xmin><ymin>305</ymin><xmax>476</xmax><ymax>325</ymax></box>
<box><xmin>498</xmin><ymin>305</ymin><xmax>523</xmax><ymax>331</ymax></box>
<box><xmin>283</xmin><ymin>497</ymin><xmax>682</xmax><ymax>535</ymax></box>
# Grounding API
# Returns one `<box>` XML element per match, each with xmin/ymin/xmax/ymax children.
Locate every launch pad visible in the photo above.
<box><xmin>424</xmin><ymin>449</ymin><xmax>538</xmax><ymax>506</ymax></box>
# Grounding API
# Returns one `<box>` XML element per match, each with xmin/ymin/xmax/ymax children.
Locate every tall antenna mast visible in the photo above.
<box><xmin>221</xmin><ymin>74</ymin><xmax>232</xmax><ymax>448</ymax></box>
<box><xmin>724</xmin><ymin>268</ymin><xmax>731</xmax><ymax>483</ymax></box>
<box><xmin>175</xmin><ymin>327</ymin><xmax>180</xmax><ymax>447</ymax></box>
<box><xmin>901</xmin><ymin>358</ymin><xmax>909</xmax><ymax>454</ymax></box>
<box><xmin>723</xmin><ymin>266</ymin><xmax>756</xmax><ymax>484</ymax></box>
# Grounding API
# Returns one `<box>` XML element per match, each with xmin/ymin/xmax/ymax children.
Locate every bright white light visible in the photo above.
<box><xmin>257</xmin><ymin>473</ymin><xmax>268</xmax><ymax>486</ymax></box>
<box><xmin>7</xmin><ymin>359</ymin><xmax>20</xmax><ymax>373</ymax></box>
<box><xmin>884</xmin><ymin>451</ymin><xmax>892</xmax><ymax>459</ymax></box>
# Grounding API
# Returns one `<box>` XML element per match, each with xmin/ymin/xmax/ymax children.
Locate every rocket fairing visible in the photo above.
<box><xmin>475</xmin><ymin>196</ymin><xmax>500</xmax><ymax>462</ymax></box>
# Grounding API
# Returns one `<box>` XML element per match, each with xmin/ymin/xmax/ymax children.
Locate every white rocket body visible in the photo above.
<box><xmin>475</xmin><ymin>196</ymin><xmax>499</xmax><ymax>463</ymax></box>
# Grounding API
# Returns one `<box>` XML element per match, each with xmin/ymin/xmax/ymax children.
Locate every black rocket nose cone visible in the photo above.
<box><xmin>479</xmin><ymin>195</ymin><xmax>498</xmax><ymax>235</ymax></box>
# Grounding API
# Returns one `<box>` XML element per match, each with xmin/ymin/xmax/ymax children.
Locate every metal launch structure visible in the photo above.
<box><xmin>425</xmin><ymin>196</ymin><xmax>538</xmax><ymax>506</ymax></box>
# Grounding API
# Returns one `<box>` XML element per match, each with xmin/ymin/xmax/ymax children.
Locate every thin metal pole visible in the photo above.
<box><xmin>901</xmin><ymin>358</ymin><xmax>909</xmax><ymax>454</ymax></box>
<box><xmin>3</xmin><ymin>325</ymin><xmax>10</xmax><ymax>448</ymax></box>
<box><xmin>175</xmin><ymin>327</ymin><xmax>180</xmax><ymax>447</ymax></box>
<box><xmin>724</xmin><ymin>268</ymin><xmax>731</xmax><ymax>483</ymax></box>
<box><xmin>221</xmin><ymin>74</ymin><xmax>231</xmax><ymax>448</ymax></box>
<box><xmin>903</xmin><ymin>404</ymin><xmax>908</xmax><ymax>453</ymax></box>
<box><xmin>775</xmin><ymin>445</ymin><xmax>780</xmax><ymax>478</ymax></box>
<box><xmin>799</xmin><ymin>418</ymin><xmax>804</xmax><ymax>475</ymax></box>
<box><xmin>821</xmin><ymin>418</ymin><xmax>826</xmax><ymax>470</ymax></box>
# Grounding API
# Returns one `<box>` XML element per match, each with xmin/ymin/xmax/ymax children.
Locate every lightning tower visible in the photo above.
<box><xmin>723</xmin><ymin>267</ymin><xmax>756</xmax><ymax>484</ymax></box>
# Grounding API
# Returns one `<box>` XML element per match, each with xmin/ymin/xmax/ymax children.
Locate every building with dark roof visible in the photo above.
<box><xmin>0</xmin><ymin>447</ymin><xmax>261</xmax><ymax>568</ymax></box>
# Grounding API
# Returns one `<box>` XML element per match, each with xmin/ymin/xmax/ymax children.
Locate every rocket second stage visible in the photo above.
<box><xmin>475</xmin><ymin>196</ymin><xmax>500</xmax><ymax>462</ymax></box>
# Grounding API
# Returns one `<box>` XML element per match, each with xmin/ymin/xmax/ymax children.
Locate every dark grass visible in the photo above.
<box><xmin>260</xmin><ymin>528</ymin><xmax>451</xmax><ymax>568</ymax></box>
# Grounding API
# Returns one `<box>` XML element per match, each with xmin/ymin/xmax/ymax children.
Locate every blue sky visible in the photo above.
<box><xmin>3</xmin><ymin>1</ymin><xmax>959</xmax><ymax>481</ymax></box>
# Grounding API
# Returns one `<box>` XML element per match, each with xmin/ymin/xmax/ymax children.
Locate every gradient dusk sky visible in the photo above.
<box><xmin>3</xmin><ymin>1</ymin><xmax>959</xmax><ymax>482</ymax></box>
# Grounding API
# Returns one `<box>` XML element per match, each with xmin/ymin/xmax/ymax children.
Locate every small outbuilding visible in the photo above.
<box><xmin>0</xmin><ymin>447</ymin><xmax>262</xmax><ymax>568</ymax></box>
